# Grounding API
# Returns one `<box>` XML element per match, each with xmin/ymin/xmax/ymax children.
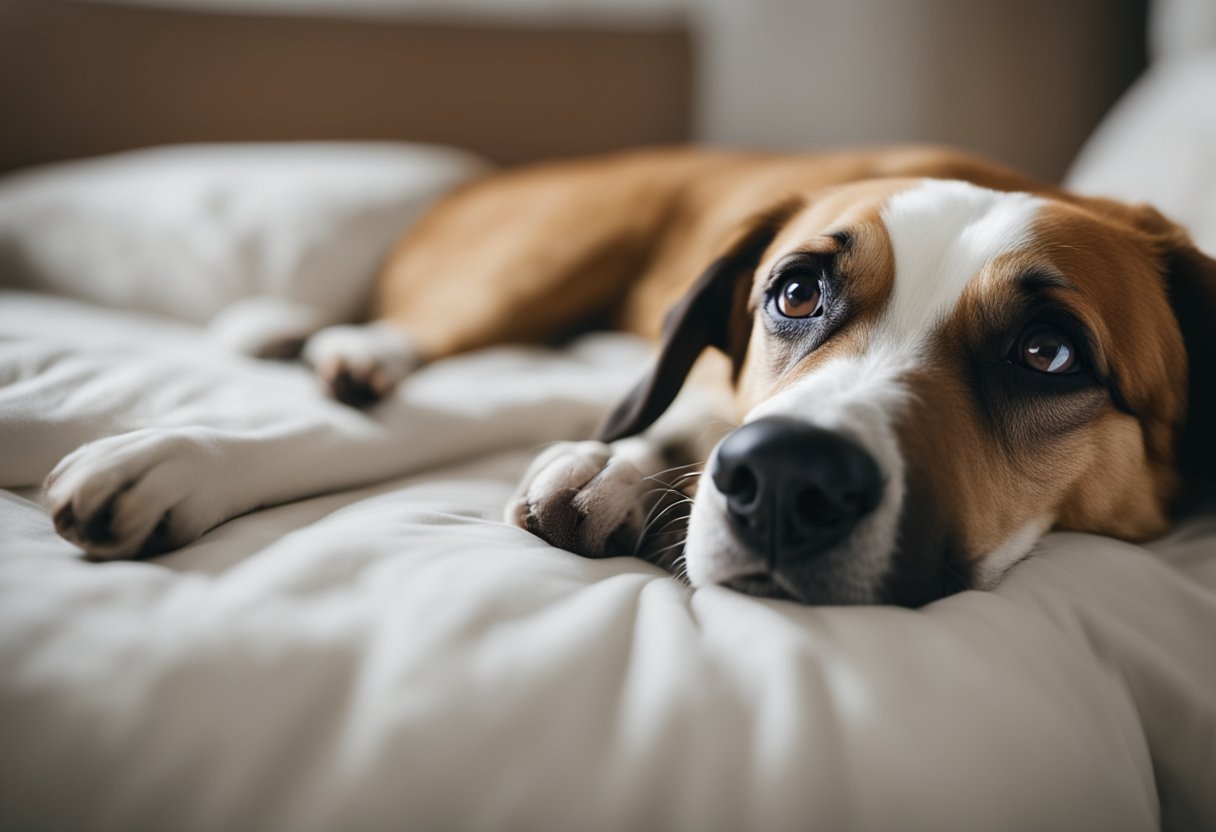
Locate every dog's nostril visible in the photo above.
<box><xmin>723</xmin><ymin>465</ymin><xmax>759</xmax><ymax>506</ymax></box>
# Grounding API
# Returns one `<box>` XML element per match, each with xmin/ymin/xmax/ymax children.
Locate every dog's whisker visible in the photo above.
<box><xmin>671</xmin><ymin>554</ymin><xmax>690</xmax><ymax>584</ymax></box>
<box><xmin>650</xmin><ymin>519</ymin><xmax>690</xmax><ymax>541</ymax></box>
<box><xmin>650</xmin><ymin>460</ymin><xmax>706</xmax><ymax>475</ymax></box>
<box><xmin>648</xmin><ymin>516</ymin><xmax>692</xmax><ymax>540</ymax></box>
<box><xmin>641</xmin><ymin>462</ymin><xmax>705</xmax><ymax>487</ymax></box>
<box><xmin>639</xmin><ymin>498</ymin><xmax>694</xmax><ymax>538</ymax></box>
<box><xmin>641</xmin><ymin>486</ymin><xmax>693</xmax><ymax>518</ymax></box>
<box><xmin>645</xmin><ymin>460</ymin><xmax>703</xmax><ymax>478</ymax></box>
<box><xmin>635</xmin><ymin>493</ymin><xmax>689</xmax><ymax>554</ymax></box>
<box><xmin>647</xmin><ymin>537</ymin><xmax>689</xmax><ymax>567</ymax></box>
<box><xmin>641</xmin><ymin>479</ymin><xmax>699</xmax><ymax>510</ymax></box>
<box><xmin>641</xmin><ymin>490</ymin><xmax>683</xmax><ymax>527</ymax></box>
<box><xmin>650</xmin><ymin>538</ymin><xmax>687</xmax><ymax>557</ymax></box>
<box><xmin>640</xmin><ymin>485</ymin><xmax>680</xmax><ymax>501</ymax></box>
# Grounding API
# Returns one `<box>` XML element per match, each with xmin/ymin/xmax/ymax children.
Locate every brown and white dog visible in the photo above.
<box><xmin>49</xmin><ymin>147</ymin><xmax>1216</xmax><ymax>606</ymax></box>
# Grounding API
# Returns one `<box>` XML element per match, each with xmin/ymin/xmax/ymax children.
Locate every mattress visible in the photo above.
<box><xmin>2</xmin><ymin>289</ymin><xmax>1215</xmax><ymax>832</ymax></box>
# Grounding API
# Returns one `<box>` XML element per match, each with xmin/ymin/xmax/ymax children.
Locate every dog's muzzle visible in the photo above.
<box><xmin>711</xmin><ymin>416</ymin><xmax>884</xmax><ymax>568</ymax></box>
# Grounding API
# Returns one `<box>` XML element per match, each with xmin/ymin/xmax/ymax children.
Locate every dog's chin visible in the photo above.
<box><xmin>694</xmin><ymin>555</ymin><xmax>879</xmax><ymax>606</ymax></box>
<box><xmin>702</xmin><ymin>562</ymin><xmax>877</xmax><ymax>606</ymax></box>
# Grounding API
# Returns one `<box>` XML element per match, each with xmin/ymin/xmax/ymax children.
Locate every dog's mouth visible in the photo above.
<box><xmin>720</xmin><ymin>571</ymin><xmax>800</xmax><ymax>602</ymax></box>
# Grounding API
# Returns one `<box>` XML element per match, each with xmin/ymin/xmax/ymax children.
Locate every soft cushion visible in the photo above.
<box><xmin>1067</xmin><ymin>53</ymin><xmax>1216</xmax><ymax>253</ymax></box>
<box><xmin>0</xmin><ymin>142</ymin><xmax>488</xmax><ymax>324</ymax></box>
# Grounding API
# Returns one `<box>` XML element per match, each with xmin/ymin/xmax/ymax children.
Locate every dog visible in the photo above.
<box><xmin>46</xmin><ymin>146</ymin><xmax>1216</xmax><ymax>606</ymax></box>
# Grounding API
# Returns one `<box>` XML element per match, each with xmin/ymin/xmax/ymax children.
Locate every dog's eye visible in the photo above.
<box><xmin>775</xmin><ymin>276</ymin><xmax>824</xmax><ymax>319</ymax></box>
<box><xmin>1018</xmin><ymin>326</ymin><xmax>1078</xmax><ymax>374</ymax></box>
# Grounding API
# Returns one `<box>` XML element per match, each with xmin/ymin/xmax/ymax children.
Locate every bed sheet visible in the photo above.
<box><xmin>2</xmin><ymin>291</ymin><xmax>1215</xmax><ymax>832</ymax></box>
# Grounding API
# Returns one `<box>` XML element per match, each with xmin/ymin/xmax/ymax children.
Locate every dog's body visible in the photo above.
<box><xmin>47</xmin><ymin>147</ymin><xmax>1216</xmax><ymax>606</ymax></box>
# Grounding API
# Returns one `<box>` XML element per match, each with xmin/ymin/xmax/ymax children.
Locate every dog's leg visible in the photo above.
<box><xmin>301</xmin><ymin>241</ymin><xmax>642</xmax><ymax>406</ymax></box>
<box><xmin>302</xmin><ymin>156</ymin><xmax>689</xmax><ymax>407</ymax></box>
<box><xmin>46</xmin><ymin>426</ymin><xmax>244</xmax><ymax>560</ymax></box>
<box><xmin>506</xmin><ymin>359</ymin><xmax>734</xmax><ymax>570</ymax></box>
<box><xmin>43</xmin><ymin>362</ymin><xmax>614</xmax><ymax>561</ymax></box>
<box><xmin>302</xmin><ymin>322</ymin><xmax>423</xmax><ymax>406</ymax></box>
<box><xmin>505</xmin><ymin>436</ymin><xmax>672</xmax><ymax>559</ymax></box>
<box><xmin>48</xmin><ymin>420</ymin><xmax>508</xmax><ymax>561</ymax></box>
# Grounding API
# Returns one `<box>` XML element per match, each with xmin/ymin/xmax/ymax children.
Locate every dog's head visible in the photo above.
<box><xmin>599</xmin><ymin>169</ymin><xmax>1216</xmax><ymax>606</ymax></box>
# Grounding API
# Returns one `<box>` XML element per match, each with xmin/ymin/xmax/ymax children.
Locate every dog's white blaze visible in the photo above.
<box><xmin>881</xmin><ymin>180</ymin><xmax>1047</xmax><ymax>347</ymax></box>
<box><xmin>686</xmin><ymin>180</ymin><xmax>1048</xmax><ymax>600</ymax></box>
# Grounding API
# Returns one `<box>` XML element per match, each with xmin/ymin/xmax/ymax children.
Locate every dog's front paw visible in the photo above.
<box><xmin>45</xmin><ymin>429</ymin><xmax>224</xmax><ymax>560</ymax></box>
<box><xmin>303</xmin><ymin>323</ymin><xmax>421</xmax><ymax>407</ymax></box>
<box><xmin>506</xmin><ymin>441</ymin><xmax>650</xmax><ymax>558</ymax></box>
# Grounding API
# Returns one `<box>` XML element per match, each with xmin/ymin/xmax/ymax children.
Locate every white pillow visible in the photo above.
<box><xmin>1066</xmin><ymin>53</ymin><xmax>1216</xmax><ymax>254</ymax></box>
<box><xmin>0</xmin><ymin>142</ymin><xmax>489</xmax><ymax>326</ymax></box>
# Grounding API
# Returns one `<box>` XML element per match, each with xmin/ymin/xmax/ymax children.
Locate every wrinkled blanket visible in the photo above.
<box><xmin>2</xmin><ymin>291</ymin><xmax>1214</xmax><ymax>832</ymax></box>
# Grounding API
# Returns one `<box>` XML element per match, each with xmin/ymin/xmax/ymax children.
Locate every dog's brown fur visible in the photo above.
<box><xmin>375</xmin><ymin>148</ymin><xmax>1048</xmax><ymax>355</ymax></box>
<box><xmin>365</xmin><ymin>146</ymin><xmax>1216</xmax><ymax>598</ymax></box>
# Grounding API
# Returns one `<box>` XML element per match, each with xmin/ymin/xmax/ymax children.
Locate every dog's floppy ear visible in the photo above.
<box><xmin>1099</xmin><ymin>198</ymin><xmax>1216</xmax><ymax>489</ymax></box>
<box><xmin>1165</xmin><ymin>238</ymin><xmax>1216</xmax><ymax>489</ymax></box>
<box><xmin>596</xmin><ymin>199</ymin><xmax>800</xmax><ymax>443</ymax></box>
<box><xmin>1105</xmin><ymin>199</ymin><xmax>1216</xmax><ymax>489</ymax></box>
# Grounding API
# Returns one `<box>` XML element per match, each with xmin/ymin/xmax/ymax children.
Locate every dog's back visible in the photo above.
<box><xmin>371</xmin><ymin>146</ymin><xmax>1048</xmax><ymax>360</ymax></box>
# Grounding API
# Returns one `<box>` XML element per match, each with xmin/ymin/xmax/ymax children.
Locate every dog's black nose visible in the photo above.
<box><xmin>711</xmin><ymin>416</ymin><xmax>884</xmax><ymax>562</ymax></box>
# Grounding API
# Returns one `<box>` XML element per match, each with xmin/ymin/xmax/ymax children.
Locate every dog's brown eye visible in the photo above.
<box><xmin>1019</xmin><ymin>326</ymin><xmax>1077</xmax><ymax>374</ymax></box>
<box><xmin>776</xmin><ymin>277</ymin><xmax>823</xmax><ymax>319</ymax></box>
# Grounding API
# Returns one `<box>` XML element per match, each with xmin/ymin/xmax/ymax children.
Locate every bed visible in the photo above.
<box><xmin>2</xmin><ymin>284</ymin><xmax>1214</xmax><ymax>832</ymax></box>
<box><xmin>2</xmin><ymin>3</ymin><xmax>1216</xmax><ymax>831</ymax></box>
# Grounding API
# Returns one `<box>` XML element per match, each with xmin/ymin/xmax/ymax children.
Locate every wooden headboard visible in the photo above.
<box><xmin>0</xmin><ymin>0</ymin><xmax>693</xmax><ymax>173</ymax></box>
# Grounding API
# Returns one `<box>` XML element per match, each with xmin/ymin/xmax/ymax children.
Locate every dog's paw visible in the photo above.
<box><xmin>45</xmin><ymin>429</ymin><xmax>224</xmax><ymax>560</ymax></box>
<box><xmin>505</xmin><ymin>441</ymin><xmax>650</xmax><ymax>558</ymax></box>
<box><xmin>302</xmin><ymin>323</ymin><xmax>421</xmax><ymax>406</ymax></box>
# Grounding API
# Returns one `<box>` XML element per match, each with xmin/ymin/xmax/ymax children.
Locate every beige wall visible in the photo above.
<box><xmin>695</xmin><ymin>0</ymin><xmax>1147</xmax><ymax>181</ymax></box>
<box><xmin>0</xmin><ymin>0</ymin><xmax>694</xmax><ymax>173</ymax></box>
<box><xmin>0</xmin><ymin>0</ymin><xmax>1149</xmax><ymax>180</ymax></box>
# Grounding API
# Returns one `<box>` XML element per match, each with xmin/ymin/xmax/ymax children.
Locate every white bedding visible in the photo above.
<box><xmin>2</xmin><ymin>290</ymin><xmax>1216</xmax><ymax>832</ymax></box>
